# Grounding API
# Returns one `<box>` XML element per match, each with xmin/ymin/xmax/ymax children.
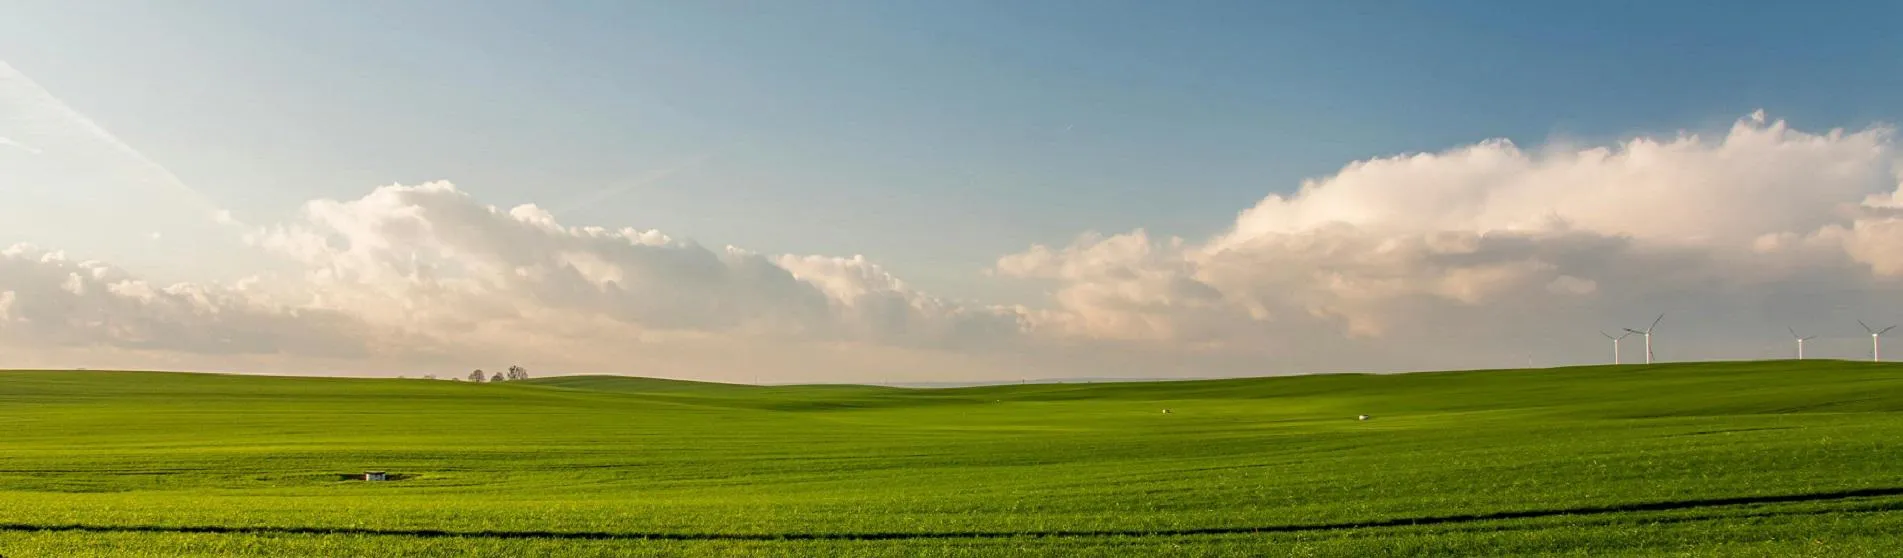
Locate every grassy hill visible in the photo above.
<box><xmin>2</xmin><ymin>361</ymin><xmax>1902</xmax><ymax>556</ymax></box>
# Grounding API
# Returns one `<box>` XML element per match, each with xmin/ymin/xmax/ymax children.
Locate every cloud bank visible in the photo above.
<box><xmin>9</xmin><ymin>112</ymin><xmax>1903</xmax><ymax>380</ymax></box>
<box><xmin>240</xmin><ymin>182</ymin><xmax>1029</xmax><ymax>347</ymax></box>
<box><xmin>995</xmin><ymin>112</ymin><xmax>1903</xmax><ymax>371</ymax></box>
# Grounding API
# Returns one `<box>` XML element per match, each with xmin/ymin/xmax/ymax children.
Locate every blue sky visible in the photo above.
<box><xmin>7</xmin><ymin>1</ymin><xmax>1901</xmax><ymax>301</ymax></box>
<box><xmin>7</xmin><ymin>2</ymin><xmax>1903</xmax><ymax>379</ymax></box>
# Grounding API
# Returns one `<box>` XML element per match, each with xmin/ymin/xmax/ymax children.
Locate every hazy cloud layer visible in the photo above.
<box><xmin>9</xmin><ymin>112</ymin><xmax>1903</xmax><ymax>380</ymax></box>
<box><xmin>0</xmin><ymin>244</ymin><xmax>371</xmax><ymax>357</ymax></box>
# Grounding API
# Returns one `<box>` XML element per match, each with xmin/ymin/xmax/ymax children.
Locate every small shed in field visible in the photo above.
<box><xmin>364</xmin><ymin>471</ymin><xmax>388</xmax><ymax>482</ymax></box>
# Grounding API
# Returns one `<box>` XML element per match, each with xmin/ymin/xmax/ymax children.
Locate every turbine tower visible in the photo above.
<box><xmin>1789</xmin><ymin>327</ymin><xmax>1817</xmax><ymax>360</ymax></box>
<box><xmin>1860</xmin><ymin>320</ymin><xmax>1896</xmax><ymax>362</ymax></box>
<box><xmin>1599</xmin><ymin>330</ymin><xmax>1632</xmax><ymax>365</ymax></box>
<box><xmin>1624</xmin><ymin>314</ymin><xmax>1664</xmax><ymax>365</ymax></box>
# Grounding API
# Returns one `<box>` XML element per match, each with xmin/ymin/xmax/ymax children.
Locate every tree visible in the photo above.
<box><xmin>423</xmin><ymin>374</ymin><xmax>437</xmax><ymax>380</ymax></box>
<box><xmin>468</xmin><ymin>370</ymin><xmax>485</xmax><ymax>383</ymax></box>
<box><xmin>491</xmin><ymin>372</ymin><xmax>506</xmax><ymax>383</ymax></box>
<box><xmin>506</xmin><ymin>365</ymin><xmax>529</xmax><ymax>381</ymax></box>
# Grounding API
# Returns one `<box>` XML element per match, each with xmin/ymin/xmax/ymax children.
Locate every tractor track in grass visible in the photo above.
<box><xmin>6</xmin><ymin>487</ymin><xmax>1902</xmax><ymax>541</ymax></box>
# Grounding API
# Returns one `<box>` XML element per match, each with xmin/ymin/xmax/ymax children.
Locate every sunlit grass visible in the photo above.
<box><xmin>2</xmin><ymin>360</ymin><xmax>1901</xmax><ymax>556</ymax></box>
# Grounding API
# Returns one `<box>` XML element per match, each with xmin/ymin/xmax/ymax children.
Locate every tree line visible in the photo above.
<box><xmin>466</xmin><ymin>365</ymin><xmax>530</xmax><ymax>383</ymax></box>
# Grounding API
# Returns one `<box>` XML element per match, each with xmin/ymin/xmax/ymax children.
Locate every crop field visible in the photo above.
<box><xmin>2</xmin><ymin>361</ymin><xmax>1902</xmax><ymax>556</ymax></box>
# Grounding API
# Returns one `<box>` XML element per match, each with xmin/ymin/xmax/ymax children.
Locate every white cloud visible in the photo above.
<box><xmin>774</xmin><ymin>254</ymin><xmax>1028</xmax><ymax>348</ymax></box>
<box><xmin>995</xmin><ymin>113</ymin><xmax>1903</xmax><ymax>370</ymax></box>
<box><xmin>0</xmin><ymin>244</ymin><xmax>375</xmax><ymax>357</ymax></box>
<box><xmin>11</xmin><ymin>112</ymin><xmax>1903</xmax><ymax>379</ymax></box>
<box><xmin>235</xmin><ymin>182</ymin><xmax>1025</xmax><ymax>357</ymax></box>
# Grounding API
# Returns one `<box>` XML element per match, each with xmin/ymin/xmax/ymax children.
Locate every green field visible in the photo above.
<box><xmin>2</xmin><ymin>361</ymin><xmax>1901</xmax><ymax>556</ymax></box>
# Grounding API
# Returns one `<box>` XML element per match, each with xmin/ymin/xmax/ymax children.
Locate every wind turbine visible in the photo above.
<box><xmin>1860</xmin><ymin>320</ymin><xmax>1896</xmax><ymax>362</ymax></box>
<box><xmin>1788</xmin><ymin>327</ymin><xmax>1817</xmax><ymax>360</ymax></box>
<box><xmin>1599</xmin><ymin>330</ymin><xmax>1632</xmax><ymax>365</ymax></box>
<box><xmin>1624</xmin><ymin>314</ymin><xmax>1664</xmax><ymax>365</ymax></box>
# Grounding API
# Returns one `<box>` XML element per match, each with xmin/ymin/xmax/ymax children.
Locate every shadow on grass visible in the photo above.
<box><xmin>6</xmin><ymin>487</ymin><xmax>1902</xmax><ymax>541</ymax></box>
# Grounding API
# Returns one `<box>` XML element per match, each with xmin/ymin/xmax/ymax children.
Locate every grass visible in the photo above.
<box><xmin>2</xmin><ymin>360</ymin><xmax>1901</xmax><ymax>556</ymax></box>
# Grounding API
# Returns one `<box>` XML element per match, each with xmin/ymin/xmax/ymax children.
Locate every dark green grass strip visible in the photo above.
<box><xmin>4</xmin><ymin>487</ymin><xmax>1899</xmax><ymax>541</ymax></box>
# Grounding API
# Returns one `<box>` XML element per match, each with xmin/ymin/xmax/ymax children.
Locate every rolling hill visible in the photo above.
<box><xmin>2</xmin><ymin>361</ymin><xmax>1901</xmax><ymax>556</ymax></box>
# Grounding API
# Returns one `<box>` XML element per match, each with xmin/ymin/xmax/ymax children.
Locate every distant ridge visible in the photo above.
<box><xmin>884</xmin><ymin>376</ymin><xmax>1223</xmax><ymax>388</ymax></box>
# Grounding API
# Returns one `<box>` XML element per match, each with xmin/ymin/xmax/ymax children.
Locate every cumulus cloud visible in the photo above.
<box><xmin>240</xmin><ymin>182</ymin><xmax>1025</xmax><ymax>353</ymax></box>
<box><xmin>13</xmin><ymin>111</ymin><xmax>1903</xmax><ymax>379</ymax></box>
<box><xmin>0</xmin><ymin>244</ymin><xmax>372</xmax><ymax>357</ymax></box>
<box><xmin>774</xmin><ymin>254</ymin><xmax>1028</xmax><ymax>348</ymax></box>
<box><xmin>995</xmin><ymin>113</ymin><xmax>1903</xmax><ymax>370</ymax></box>
<box><xmin>0</xmin><ymin>176</ymin><xmax>1037</xmax><ymax>379</ymax></box>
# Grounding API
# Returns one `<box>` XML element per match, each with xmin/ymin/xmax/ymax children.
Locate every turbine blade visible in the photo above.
<box><xmin>1649</xmin><ymin>313</ymin><xmax>1664</xmax><ymax>331</ymax></box>
<box><xmin>1884</xmin><ymin>326</ymin><xmax>1897</xmax><ymax>335</ymax></box>
<box><xmin>1600</xmin><ymin>330</ymin><xmax>1614</xmax><ymax>339</ymax></box>
<box><xmin>1861</xmin><ymin>320</ymin><xmax>1874</xmax><ymax>333</ymax></box>
<box><xmin>1623</xmin><ymin>328</ymin><xmax>1644</xmax><ymax>334</ymax></box>
<box><xmin>1789</xmin><ymin>327</ymin><xmax>1799</xmax><ymax>338</ymax></box>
